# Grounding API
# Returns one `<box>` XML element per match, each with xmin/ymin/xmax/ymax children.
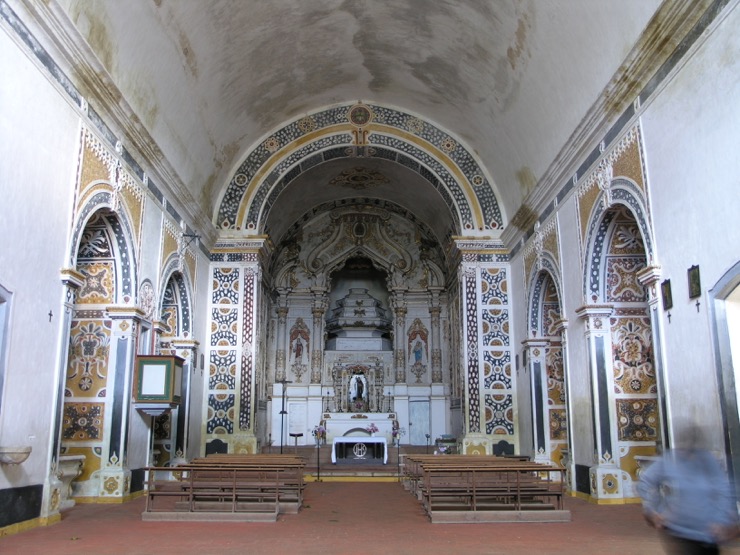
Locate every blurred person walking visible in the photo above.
<box><xmin>638</xmin><ymin>426</ymin><xmax>739</xmax><ymax>554</ymax></box>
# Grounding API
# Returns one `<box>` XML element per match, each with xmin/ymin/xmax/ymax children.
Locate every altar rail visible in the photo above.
<box><xmin>402</xmin><ymin>455</ymin><xmax>569</xmax><ymax>523</ymax></box>
<box><xmin>142</xmin><ymin>454</ymin><xmax>306</xmax><ymax>521</ymax></box>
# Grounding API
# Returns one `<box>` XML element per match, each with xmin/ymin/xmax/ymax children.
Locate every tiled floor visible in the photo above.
<box><xmin>2</xmin><ymin>482</ymin><xmax>738</xmax><ymax>554</ymax></box>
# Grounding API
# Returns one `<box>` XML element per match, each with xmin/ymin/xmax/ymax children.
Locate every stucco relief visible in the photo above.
<box><xmin>274</xmin><ymin>204</ymin><xmax>443</xmax><ymax>292</ymax></box>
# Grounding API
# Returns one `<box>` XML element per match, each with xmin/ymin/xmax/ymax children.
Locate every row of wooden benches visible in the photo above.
<box><xmin>401</xmin><ymin>454</ymin><xmax>570</xmax><ymax>523</ymax></box>
<box><xmin>143</xmin><ymin>454</ymin><xmax>306</xmax><ymax>521</ymax></box>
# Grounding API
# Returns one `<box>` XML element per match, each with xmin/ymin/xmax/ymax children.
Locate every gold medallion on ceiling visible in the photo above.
<box><xmin>264</xmin><ymin>136</ymin><xmax>280</xmax><ymax>153</ymax></box>
<box><xmin>405</xmin><ymin>116</ymin><xmax>424</xmax><ymax>135</ymax></box>
<box><xmin>329</xmin><ymin>167</ymin><xmax>389</xmax><ymax>190</ymax></box>
<box><xmin>347</xmin><ymin>103</ymin><xmax>374</xmax><ymax>127</ymax></box>
<box><xmin>440</xmin><ymin>136</ymin><xmax>457</xmax><ymax>153</ymax></box>
<box><xmin>297</xmin><ymin>116</ymin><xmax>317</xmax><ymax>134</ymax></box>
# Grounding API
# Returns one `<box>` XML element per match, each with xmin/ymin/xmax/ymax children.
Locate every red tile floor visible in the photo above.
<box><xmin>3</xmin><ymin>482</ymin><xmax>740</xmax><ymax>555</ymax></box>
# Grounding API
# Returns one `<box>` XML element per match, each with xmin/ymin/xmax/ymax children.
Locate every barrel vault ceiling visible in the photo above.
<box><xmin>35</xmin><ymin>0</ymin><xmax>705</xmax><ymax>247</ymax></box>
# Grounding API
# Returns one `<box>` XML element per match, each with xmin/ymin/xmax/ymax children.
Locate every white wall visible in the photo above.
<box><xmin>0</xmin><ymin>28</ymin><xmax>80</xmax><ymax>488</ymax></box>
<box><xmin>640</xmin><ymin>4</ymin><xmax>740</xmax><ymax>448</ymax></box>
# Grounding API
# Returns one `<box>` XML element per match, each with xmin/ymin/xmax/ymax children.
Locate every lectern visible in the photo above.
<box><xmin>133</xmin><ymin>355</ymin><xmax>184</xmax><ymax>416</ymax></box>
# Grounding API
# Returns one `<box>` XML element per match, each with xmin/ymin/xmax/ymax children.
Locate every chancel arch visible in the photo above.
<box><xmin>216</xmin><ymin>102</ymin><xmax>505</xmax><ymax>238</ymax></box>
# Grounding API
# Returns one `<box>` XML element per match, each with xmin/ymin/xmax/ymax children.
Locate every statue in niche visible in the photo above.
<box><xmin>290</xmin><ymin>318</ymin><xmax>310</xmax><ymax>382</ymax></box>
<box><xmin>407</xmin><ymin>318</ymin><xmax>429</xmax><ymax>383</ymax></box>
<box><xmin>349</xmin><ymin>371</ymin><xmax>369</xmax><ymax>412</ymax></box>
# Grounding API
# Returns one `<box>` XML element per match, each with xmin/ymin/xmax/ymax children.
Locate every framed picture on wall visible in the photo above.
<box><xmin>661</xmin><ymin>279</ymin><xmax>673</xmax><ymax>310</ymax></box>
<box><xmin>688</xmin><ymin>265</ymin><xmax>701</xmax><ymax>299</ymax></box>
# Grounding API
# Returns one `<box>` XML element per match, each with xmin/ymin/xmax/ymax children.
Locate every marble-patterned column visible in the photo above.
<box><xmin>576</xmin><ymin>304</ymin><xmax>620</xmax><ymax>501</ymax></box>
<box><xmin>459</xmin><ymin>263</ymin><xmax>485</xmax><ymax>453</ymax></box>
<box><xmin>455</xmin><ymin>239</ymin><xmax>515</xmax><ymax>456</ymax></box>
<box><xmin>523</xmin><ymin>338</ymin><xmax>550</xmax><ymax>464</ymax></box>
<box><xmin>99</xmin><ymin>305</ymin><xmax>145</xmax><ymax>500</ymax></box>
<box><xmin>206</xmin><ymin>239</ymin><xmax>270</xmax><ymax>456</ymax></box>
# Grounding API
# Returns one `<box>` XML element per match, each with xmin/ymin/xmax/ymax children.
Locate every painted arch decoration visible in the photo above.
<box><xmin>216</xmin><ymin>103</ymin><xmax>503</xmax><ymax>234</ymax></box>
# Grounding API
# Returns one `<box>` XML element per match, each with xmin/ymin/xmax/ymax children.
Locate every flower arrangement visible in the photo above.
<box><xmin>366</xmin><ymin>423</ymin><xmax>379</xmax><ymax>434</ymax></box>
<box><xmin>391</xmin><ymin>427</ymin><xmax>406</xmax><ymax>438</ymax></box>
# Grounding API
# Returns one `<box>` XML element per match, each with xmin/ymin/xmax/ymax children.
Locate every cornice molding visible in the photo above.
<box><xmin>7</xmin><ymin>0</ymin><xmax>217</xmax><ymax>248</ymax></box>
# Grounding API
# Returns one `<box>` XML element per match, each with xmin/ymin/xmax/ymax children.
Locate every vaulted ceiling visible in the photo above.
<box><xmin>47</xmin><ymin>0</ymin><xmax>690</xmax><ymax>247</ymax></box>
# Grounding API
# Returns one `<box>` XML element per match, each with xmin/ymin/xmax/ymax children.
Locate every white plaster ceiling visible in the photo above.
<box><xmin>55</xmin><ymin>0</ymin><xmax>664</xmax><ymax>242</ymax></box>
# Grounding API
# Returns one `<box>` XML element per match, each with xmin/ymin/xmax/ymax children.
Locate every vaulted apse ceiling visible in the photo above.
<box><xmin>55</xmin><ymin>0</ymin><xmax>666</xmax><ymax>239</ymax></box>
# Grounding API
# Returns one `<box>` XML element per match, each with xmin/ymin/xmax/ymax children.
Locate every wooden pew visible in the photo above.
<box><xmin>401</xmin><ymin>455</ymin><xmax>569</xmax><ymax>523</ymax></box>
<box><xmin>143</xmin><ymin>454</ymin><xmax>306</xmax><ymax>521</ymax></box>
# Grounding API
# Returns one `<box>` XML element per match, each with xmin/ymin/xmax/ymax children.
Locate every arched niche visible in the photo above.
<box><xmin>325</xmin><ymin>256</ymin><xmax>393</xmax><ymax>352</ymax></box>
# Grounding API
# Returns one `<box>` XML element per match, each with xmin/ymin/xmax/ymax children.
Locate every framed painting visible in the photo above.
<box><xmin>688</xmin><ymin>265</ymin><xmax>701</xmax><ymax>299</ymax></box>
<box><xmin>661</xmin><ymin>279</ymin><xmax>673</xmax><ymax>310</ymax></box>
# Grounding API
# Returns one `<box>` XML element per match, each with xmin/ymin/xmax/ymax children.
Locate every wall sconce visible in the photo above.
<box><xmin>688</xmin><ymin>265</ymin><xmax>701</xmax><ymax>312</ymax></box>
<box><xmin>133</xmin><ymin>355</ymin><xmax>184</xmax><ymax>416</ymax></box>
<box><xmin>0</xmin><ymin>446</ymin><xmax>32</xmax><ymax>465</ymax></box>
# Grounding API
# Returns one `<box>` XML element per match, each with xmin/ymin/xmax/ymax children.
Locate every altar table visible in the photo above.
<box><xmin>331</xmin><ymin>436</ymin><xmax>387</xmax><ymax>464</ymax></box>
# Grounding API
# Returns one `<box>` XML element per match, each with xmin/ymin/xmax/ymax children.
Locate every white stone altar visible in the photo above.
<box><xmin>331</xmin><ymin>436</ymin><xmax>387</xmax><ymax>464</ymax></box>
<box><xmin>322</xmin><ymin>412</ymin><xmax>396</xmax><ymax>441</ymax></box>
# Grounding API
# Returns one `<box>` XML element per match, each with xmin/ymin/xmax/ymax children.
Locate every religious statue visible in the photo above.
<box><xmin>351</xmin><ymin>374</ymin><xmax>367</xmax><ymax>401</ymax></box>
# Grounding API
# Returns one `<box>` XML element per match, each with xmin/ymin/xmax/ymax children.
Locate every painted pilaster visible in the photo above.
<box><xmin>523</xmin><ymin>338</ymin><xmax>550</xmax><ymax>464</ymax></box>
<box><xmin>429</xmin><ymin>288</ymin><xmax>443</xmax><ymax>383</ymax></box>
<box><xmin>42</xmin><ymin>268</ymin><xmax>85</xmax><ymax>518</ymax></box>
<box><xmin>206</xmin><ymin>238</ymin><xmax>271</xmax><ymax>455</ymax></box>
<box><xmin>553</xmin><ymin>318</ymin><xmax>575</xmax><ymax>490</ymax></box>
<box><xmin>169</xmin><ymin>339</ymin><xmax>198</xmax><ymax>463</ymax></box>
<box><xmin>637</xmin><ymin>265</ymin><xmax>669</xmax><ymax>450</ymax></box>
<box><xmin>456</xmin><ymin>238</ymin><xmax>514</xmax><ymax>456</ymax></box>
<box><xmin>392</xmin><ymin>290</ymin><xmax>407</xmax><ymax>383</ymax></box>
<box><xmin>310</xmin><ymin>289</ymin><xmax>327</xmax><ymax>384</ymax></box>
<box><xmin>576</xmin><ymin>304</ymin><xmax>621</xmax><ymax>501</ymax></box>
<box><xmin>459</xmin><ymin>262</ymin><xmax>488</xmax><ymax>453</ymax></box>
<box><xmin>235</xmin><ymin>263</ymin><xmax>261</xmax><ymax>454</ymax></box>
<box><xmin>99</xmin><ymin>305</ymin><xmax>144</xmax><ymax>499</ymax></box>
<box><xmin>275</xmin><ymin>291</ymin><xmax>289</xmax><ymax>383</ymax></box>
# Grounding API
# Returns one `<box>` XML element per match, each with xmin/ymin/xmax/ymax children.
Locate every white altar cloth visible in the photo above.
<box><xmin>331</xmin><ymin>436</ymin><xmax>387</xmax><ymax>464</ymax></box>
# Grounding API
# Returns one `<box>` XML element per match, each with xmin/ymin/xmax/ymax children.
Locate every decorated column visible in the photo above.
<box><xmin>170</xmin><ymin>339</ymin><xmax>198</xmax><ymax>463</ymax></box>
<box><xmin>457</xmin><ymin>240</ymin><xmax>515</xmax><ymax>456</ymax></box>
<box><xmin>636</xmin><ymin>265</ymin><xmax>669</xmax><ymax>450</ymax></box>
<box><xmin>42</xmin><ymin>269</ymin><xmax>86</xmax><ymax>518</ymax></box>
<box><xmin>310</xmin><ymin>289</ymin><xmax>327</xmax><ymax>384</ymax></box>
<box><xmin>523</xmin><ymin>338</ymin><xmax>551</xmax><ymax>464</ymax></box>
<box><xmin>576</xmin><ymin>304</ymin><xmax>620</xmax><ymax>501</ymax></box>
<box><xmin>274</xmin><ymin>291</ymin><xmax>289</xmax><ymax>383</ymax></box>
<box><xmin>99</xmin><ymin>305</ymin><xmax>144</xmax><ymax>499</ymax></box>
<box><xmin>391</xmin><ymin>290</ymin><xmax>407</xmax><ymax>383</ymax></box>
<box><xmin>553</xmin><ymin>318</ymin><xmax>573</xmax><ymax>489</ymax></box>
<box><xmin>429</xmin><ymin>288</ymin><xmax>443</xmax><ymax>384</ymax></box>
<box><xmin>206</xmin><ymin>238</ymin><xmax>270</xmax><ymax>455</ymax></box>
